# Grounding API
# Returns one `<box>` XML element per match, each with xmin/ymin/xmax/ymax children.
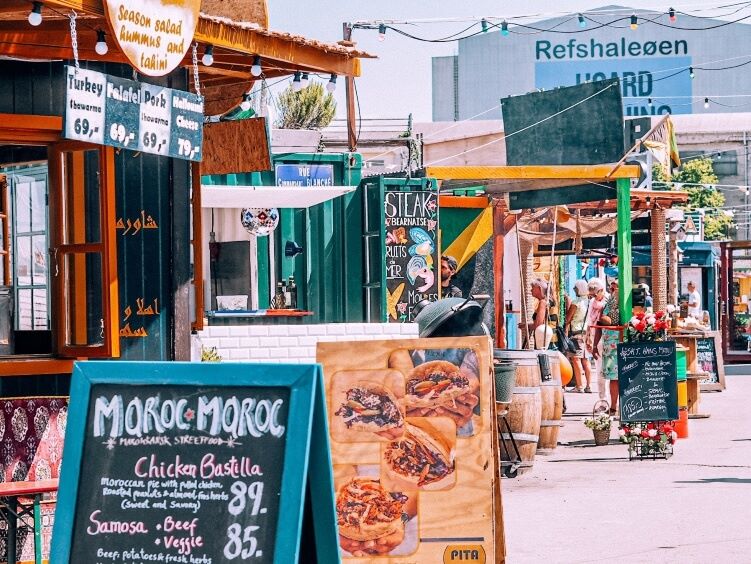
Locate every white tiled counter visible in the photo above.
<box><xmin>197</xmin><ymin>323</ymin><xmax>419</xmax><ymax>363</ymax></box>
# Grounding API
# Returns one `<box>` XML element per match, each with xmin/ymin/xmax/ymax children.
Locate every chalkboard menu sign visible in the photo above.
<box><xmin>697</xmin><ymin>337</ymin><xmax>719</xmax><ymax>385</ymax></box>
<box><xmin>384</xmin><ymin>189</ymin><xmax>439</xmax><ymax>322</ymax></box>
<box><xmin>617</xmin><ymin>341</ymin><xmax>678</xmax><ymax>422</ymax></box>
<box><xmin>52</xmin><ymin>362</ymin><xmax>339</xmax><ymax>564</ymax></box>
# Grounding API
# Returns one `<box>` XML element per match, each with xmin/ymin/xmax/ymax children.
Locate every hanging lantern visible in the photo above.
<box><xmin>240</xmin><ymin>207</ymin><xmax>279</xmax><ymax>236</ymax></box>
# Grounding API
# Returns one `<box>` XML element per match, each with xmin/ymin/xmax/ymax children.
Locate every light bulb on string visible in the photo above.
<box><xmin>95</xmin><ymin>30</ymin><xmax>108</xmax><ymax>56</ymax></box>
<box><xmin>292</xmin><ymin>71</ymin><xmax>302</xmax><ymax>92</ymax></box>
<box><xmin>704</xmin><ymin>97</ymin><xmax>709</xmax><ymax>109</ymax></box>
<box><xmin>202</xmin><ymin>45</ymin><xmax>214</xmax><ymax>66</ymax></box>
<box><xmin>647</xmin><ymin>98</ymin><xmax>653</xmax><ymax>107</ymax></box>
<box><xmin>630</xmin><ymin>14</ymin><xmax>638</xmax><ymax>30</ymax></box>
<box><xmin>689</xmin><ymin>67</ymin><xmax>695</xmax><ymax>78</ymax></box>
<box><xmin>300</xmin><ymin>72</ymin><xmax>309</xmax><ymax>87</ymax></box>
<box><xmin>326</xmin><ymin>74</ymin><xmax>337</xmax><ymax>93</ymax></box>
<box><xmin>28</xmin><ymin>2</ymin><xmax>43</xmax><ymax>26</ymax></box>
<box><xmin>378</xmin><ymin>24</ymin><xmax>386</xmax><ymax>42</ymax></box>
<box><xmin>240</xmin><ymin>93</ymin><xmax>251</xmax><ymax>112</ymax></box>
<box><xmin>481</xmin><ymin>18</ymin><xmax>488</xmax><ymax>33</ymax></box>
<box><xmin>578</xmin><ymin>14</ymin><xmax>586</xmax><ymax>28</ymax></box>
<box><xmin>250</xmin><ymin>55</ymin><xmax>262</xmax><ymax>77</ymax></box>
<box><xmin>501</xmin><ymin>21</ymin><xmax>509</xmax><ymax>36</ymax></box>
<box><xmin>669</xmin><ymin>8</ymin><xmax>676</xmax><ymax>22</ymax></box>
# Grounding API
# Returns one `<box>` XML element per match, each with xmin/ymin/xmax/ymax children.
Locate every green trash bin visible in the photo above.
<box><xmin>493</xmin><ymin>349</ymin><xmax>517</xmax><ymax>403</ymax></box>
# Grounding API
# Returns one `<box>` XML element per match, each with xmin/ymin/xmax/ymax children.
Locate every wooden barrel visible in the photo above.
<box><xmin>495</xmin><ymin>350</ymin><xmax>542</xmax><ymax>474</ymax></box>
<box><xmin>538</xmin><ymin>351</ymin><xmax>563</xmax><ymax>450</ymax></box>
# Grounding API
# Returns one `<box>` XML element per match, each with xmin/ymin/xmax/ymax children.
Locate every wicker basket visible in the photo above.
<box><xmin>593</xmin><ymin>427</ymin><xmax>611</xmax><ymax>446</ymax></box>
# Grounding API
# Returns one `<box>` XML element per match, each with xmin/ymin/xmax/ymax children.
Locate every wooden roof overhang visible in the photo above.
<box><xmin>0</xmin><ymin>1</ymin><xmax>373</xmax><ymax>90</ymax></box>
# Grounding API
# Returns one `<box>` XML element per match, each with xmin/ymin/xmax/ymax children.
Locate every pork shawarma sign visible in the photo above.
<box><xmin>104</xmin><ymin>0</ymin><xmax>201</xmax><ymax>76</ymax></box>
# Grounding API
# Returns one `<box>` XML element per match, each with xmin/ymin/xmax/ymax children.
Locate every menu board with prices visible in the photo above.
<box><xmin>384</xmin><ymin>189</ymin><xmax>439</xmax><ymax>323</ymax></box>
<box><xmin>617</xmin><ymin>341</ymin><xmax>679</xmax><ymax>422</ymax></box>
<box><xmin>64</xmin><ymin>66</ymin><xmax>203</xmax><ymax>162</ymax></box>
<box><xmin>696</xmin><ymin>336</ymin><xmax>719</xmax><ymax>385</ymax></box>
<box><xmin>52</xmin><ymin>362</ymin><xmax>339</xmax><ymax>564</ymax></box>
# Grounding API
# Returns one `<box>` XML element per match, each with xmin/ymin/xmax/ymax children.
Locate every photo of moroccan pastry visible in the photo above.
<box><xmin>405</xmin><ymin>360</ymin><xmax>470</xmax><ymax>408</ymax></box>
<box><xmin>336</xmin><ymin>477</ymin><xmax>409</xmax><ymax>545</ymax></box>
<box><xmin>334</xmin><ymin>382</ymin><xmax>405</xmax><ymax>434</ymax></box>
<box><xmin>383</xmin><ymin>419</ymin><xmax>456</xmax><ymax>490</ymax></box>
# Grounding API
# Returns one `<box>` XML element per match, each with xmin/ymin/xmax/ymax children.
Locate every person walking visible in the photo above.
<box><xmin>565</xmin><ymin>280</ymin><xmax>592</xmax><ymax>393</ymax></box>
<box><xmin>520</xmin><ymin>278</ymin><xmax>555</xmax><ymax>349</ymax></box>
<box><xmin>586</xmin><ymin>278</ymin><xmax>608</xmax><ymax>400</ymax></box>
<box><xmin>592</xmin><ymin>280</ymin><xmax>621</xmax><ymax>415</ymax></box>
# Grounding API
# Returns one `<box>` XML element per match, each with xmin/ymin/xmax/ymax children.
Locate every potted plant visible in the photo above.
<box><xmin>583</xmin><ymin>412</ymin><xmax>613</xmax><ymax>446</ymax></box>
<box><xmin>625</xmin><ymin>310</ymin><xmax>670</xmax><ymax>342</ymax></box>
<box><xmin>619</xmin><ymin>422</ymin><xmax>677</xmax><ymax>459</ymax></box>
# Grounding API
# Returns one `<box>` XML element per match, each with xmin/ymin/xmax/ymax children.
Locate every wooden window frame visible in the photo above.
<box><xmin>0</xmin><ymin>114</ymin><xmax>119</xmax><ymax>364</ymax></box>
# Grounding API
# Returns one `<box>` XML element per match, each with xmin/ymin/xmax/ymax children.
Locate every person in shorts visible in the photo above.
<box><xmin>565</xmin><ymin>279</ymin><xmax>592</xmax><ymax>392</ymax></box>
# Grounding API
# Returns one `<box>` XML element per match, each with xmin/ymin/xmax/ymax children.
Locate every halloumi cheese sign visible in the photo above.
<box><xmin>104</xmin><ymin>0</ymin><xmax>201</xmax><ymax>76</ymax></box>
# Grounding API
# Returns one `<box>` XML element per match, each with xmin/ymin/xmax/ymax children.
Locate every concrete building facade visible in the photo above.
<box><xmin>433</xmin><ymin>5</ymin><xmax>751</xmax><ymax>121</ymax></box>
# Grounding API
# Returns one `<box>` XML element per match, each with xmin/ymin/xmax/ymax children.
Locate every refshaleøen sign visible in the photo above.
<box><xmin>104</xmin><ymin>0</ymin><xmax>202</xmax><ymax>76</ymax></box>
<box><xmin>51</xmin><ymin>361</ymin><xmax>340</xmax><ymax>563</ymax></box>
<box><xmin>64</xmin><ymin>66</ymin><xmax>203</xmax><ymax>162</ymax></box>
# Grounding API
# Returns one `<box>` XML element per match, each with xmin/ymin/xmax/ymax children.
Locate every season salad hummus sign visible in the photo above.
<box><xmin>104</xmin><ymin>0</ymin><xmax>201</xmax><ymax>76</ymax></box>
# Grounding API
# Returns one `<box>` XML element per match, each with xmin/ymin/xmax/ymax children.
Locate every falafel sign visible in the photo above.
<box><xmin>64</xmin><ymin>66</ymin><xmax>203</xmax><ymax>161</ymax></box>
<box><xmin>104</xmin><ymin>0</ymin><xmax>201</xmax><ymax>76</ymax></box>
<box><xmin>317</xmin><ymin>336</ymin><xmax>503</xmax><ymax>563</ymax></box>
<box><xmin>51</xmin><ymin>361</ymin><xmax>340</xmax><ymax>564</ymax></box>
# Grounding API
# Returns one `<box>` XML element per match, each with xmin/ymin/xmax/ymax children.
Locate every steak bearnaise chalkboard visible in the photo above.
<box><xmin>52</xmin><ymin>362</ymin><xmax>339</xmax><ymax>564</ymax></box>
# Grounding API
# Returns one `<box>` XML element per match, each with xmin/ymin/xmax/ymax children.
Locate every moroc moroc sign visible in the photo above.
<box><xmin>104</xmin><ymin>0</ymin><xmax>202</xmax><ymax>76</ymax></box>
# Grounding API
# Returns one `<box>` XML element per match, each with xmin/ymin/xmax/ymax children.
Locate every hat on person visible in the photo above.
<box><xmin>442</xmin><ymin>255</ymin><xmax>458</xmax><ymax>272</ymax></box>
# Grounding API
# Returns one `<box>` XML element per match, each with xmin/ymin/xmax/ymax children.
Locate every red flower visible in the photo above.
<box><xmin>646</xmin><ymin>422</ymin><xmax>656</xmax><ymax>430</ymax></box>
<box><xmin>641</xmin><ymin>430</ymin><xmax>650</xmax><ymax>438</ymax></box>
<box><xmin>635</xmin><ymin>321</ymin><xmax>647</xmax><ymax>332</ymax></box>
<box><xmin>656</xmin><ymin>311</ymin><xmax>665</xmax><ymax>319</ymax></box>
<box><xmin>636</xmin><ymin>312</ymin><xmax>645</xmax><ymax>320</ymax></box>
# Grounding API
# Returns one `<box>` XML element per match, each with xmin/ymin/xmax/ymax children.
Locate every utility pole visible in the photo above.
<box><xmin>342</xmin><ymin>22</ymin><xmax>357</xmax><ymax>153</ymax></box>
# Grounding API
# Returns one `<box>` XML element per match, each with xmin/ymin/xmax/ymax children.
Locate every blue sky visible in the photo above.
<box><xmin>268</xmin><ymin>1</ymin><xmax>741</xmax><ymax>121</ymax></box>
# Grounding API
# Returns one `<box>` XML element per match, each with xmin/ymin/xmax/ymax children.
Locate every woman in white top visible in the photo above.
<box><xmin>565</xmin><ymin>280</ymin><xmax>592</xmax><ymax>392</ymax></box>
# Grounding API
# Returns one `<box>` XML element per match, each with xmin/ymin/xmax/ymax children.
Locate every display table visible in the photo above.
<box><xmin>669</xmin><ymin>330</ymin><xmax>725</xmax><ymax>418</ymax></box>
<box><xmin>0</xmin><ymin>479</ymin><xmax>59</xmax><ymax>564</ymax></box>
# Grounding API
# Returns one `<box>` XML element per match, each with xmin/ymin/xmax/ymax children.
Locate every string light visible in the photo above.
<box><xmin>28</xmin><ymin>2</ymin><xmax>43</xmax><ymax>26</ymax></box>
<box><xmin>292</xmin><ymin>71</ymin><xmax>302</xmax><ymax>91</ymax></box>
<box><xmin>240</xmin><ymin>93</ymin><xmax>251</xmax><ymax>111</ymax></box>
<box><xmin>630</xmin><ymin>14</ymin><xmax>638</xmax><ymax>30</ymax></box>
<box><xmin>326</xmin><ymin>74</ymin><xmax>337</xmax><ymax>93</ymax></box>
<box><xmin>481</xmin><ymin>18</ymin><xmax>489</xmax><ymax>32</ymax></box>
<box><xmin>704</xmin><ymin>97</ymin><xmax>710</xmax><ymax>108</ymax></box>
<box><xmin>202</xmin><ymin>45</ymin><xmax>214</xmax><ymax>66</ymax></box>
<box><xmin>300</xmin><ymin>72</ymin><xmax>309</xmax><ymax>87</ymax></box>
<box><xmin>648</xmin><ymin>97</ymin><xmax>653</xmax><ymax>107</ymax></box>
<box><xmin>689</xmin><ymin>66</ymin><xmax>695</xmax><ymax>78</ymax></box>
<box><xmin>501</xmin><ymin>20</ymin><xmax>509</xmax><ymax>36</ymax></box>
<box><xmin>95</xmin><ymin>30</ymin><xmax>108</xmax><ymax>56</ymax></box>
<box><xmin>669</xmin><ymin>7</ymin><xmax>677</xmax><ymax>22</ymax></box>
<box><xmin>378</xmin><ymin>23</ymin><xmax>386</xmax><ymax>41</ymax></box>
<box><xmin>250</xmin><ymin>55</ymin><xmax>262</xmax><ymax>77</ymax></box>
<box><xmin>578</xmin><ymin>13</ymin><xmax>586</xmax><ymax>28</ymax></box>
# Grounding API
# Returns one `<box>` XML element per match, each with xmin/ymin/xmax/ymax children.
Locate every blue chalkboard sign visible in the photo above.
<box><xmin>52</xmin><ymin>362</ymin><xmax>339</xmax><ymax>564</ymax></box>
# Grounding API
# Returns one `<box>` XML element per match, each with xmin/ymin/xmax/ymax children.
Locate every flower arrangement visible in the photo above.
<box><xmin>201</xmin><ymin>345</ymin><xmax>223</xmax><ymax>362</ymax></box>
<box><xmin>619</xmin><ymin>422</ymin><xmax>677</xmax><ymax>458</ymax></box>
<box><xmin>626</xmin><ymin>310</ymin><xmax>669</xmax><ymax>342</ymax></box>
<box><xmin>583</xmin><ymin>413</ymin><xmax>613</xmax><ymax>431</ymax></box>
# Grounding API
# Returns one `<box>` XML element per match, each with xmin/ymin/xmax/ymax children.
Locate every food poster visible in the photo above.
<box><xmin>384</xmin><ymin>189</ymin><xmax>439</xmax><ymax>323</ymax></box>
<box><xmin>318</xmin><ymin>336</ymin><xmax>500</xmax><ymax>563</ymax></box>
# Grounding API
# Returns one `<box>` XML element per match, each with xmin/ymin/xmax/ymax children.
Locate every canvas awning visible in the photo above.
<box><xmin>201</xmin><ymin>185</ymin><xmax>356</xmax><ymax>209</ymax></box>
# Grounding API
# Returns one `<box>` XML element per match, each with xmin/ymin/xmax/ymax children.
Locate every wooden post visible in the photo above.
<box><xmin>650</xmin><ymin>207</ymin><xmax>667</xmax><ymax>311</ymax></box>
<box><xmin>342</xmin><ymin>23</ymin><xmax>357</xmax><ymax>153</ymax></box>
<box><xmin>493</xmin><ymin>200</ymin><xmax>505</xmax><ymax>348</ymax></box>
<box><xmin>668</xmin><ymin>221</ymin><xmax>680</xmax><ymax>306</ymax></box>
<box><xmin>617</xmin><ymin>178</ymin><xmax>632</xmax><ymax>322</ymax></box>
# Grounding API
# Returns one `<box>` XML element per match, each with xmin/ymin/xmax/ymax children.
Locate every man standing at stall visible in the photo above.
<box><xmin>687</xmin><ymin>281</ymin><xmax>702</xmax><ymax>318</ymax></box>
<box><xmin>441</xmin><ymin>255</ymin><xmax>463</xmax><ymax>298</ymax></box>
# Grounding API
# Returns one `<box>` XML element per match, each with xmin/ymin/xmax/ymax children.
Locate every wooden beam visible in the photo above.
<box><xmin>0</xmin><ymin>114</ymin><xmax>62</xmax><ymax>143</ymax></box>
<box><xmin>438</xmin><ymin>195</ymin><xmax>490</xmax><ymax>208</ymax></box>
<box><xmin>425</xmin><ymin>164</ymin><xmax>643</xmax><ymax>181</ymax></box>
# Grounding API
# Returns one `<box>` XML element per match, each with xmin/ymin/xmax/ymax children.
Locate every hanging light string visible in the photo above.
<box><xmin>191</xmin><ymin>42</ymin><xmax>202</xmax><ymax>97</ymax></box>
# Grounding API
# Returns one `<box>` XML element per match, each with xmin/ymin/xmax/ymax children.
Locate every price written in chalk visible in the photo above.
<box><xmin>177</xmin><ymin>138</ymin><xmax>201</xmax><ymax>160</ymax></box>
<box><xmin>225</xmin><ymin>481</ymin><xmax>265</xmax><ymax>559</ymax></box>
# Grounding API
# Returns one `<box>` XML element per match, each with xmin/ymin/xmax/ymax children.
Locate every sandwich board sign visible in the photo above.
<box><xmin>51</xmin><ymin>361</ymin><xmax>339</xmax><ymax>563</ymax></box>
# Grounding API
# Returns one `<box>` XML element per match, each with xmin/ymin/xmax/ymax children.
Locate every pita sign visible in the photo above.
<box><xmin>104</xmin><ymin>0</ymin><xmax>201</xmax><ymax>76</ymax></box>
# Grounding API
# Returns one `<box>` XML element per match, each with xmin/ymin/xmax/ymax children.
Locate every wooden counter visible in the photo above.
<box><xmin>669</xmin><ymin>330</ymin><xmax>726</xmax><ymax>419</ymax></box>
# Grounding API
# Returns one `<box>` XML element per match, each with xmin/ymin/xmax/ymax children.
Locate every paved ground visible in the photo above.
<box><xmin>502</xmin><ymin>374</ymin><xmax>751</xmax><ymax>564</ymax></box>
